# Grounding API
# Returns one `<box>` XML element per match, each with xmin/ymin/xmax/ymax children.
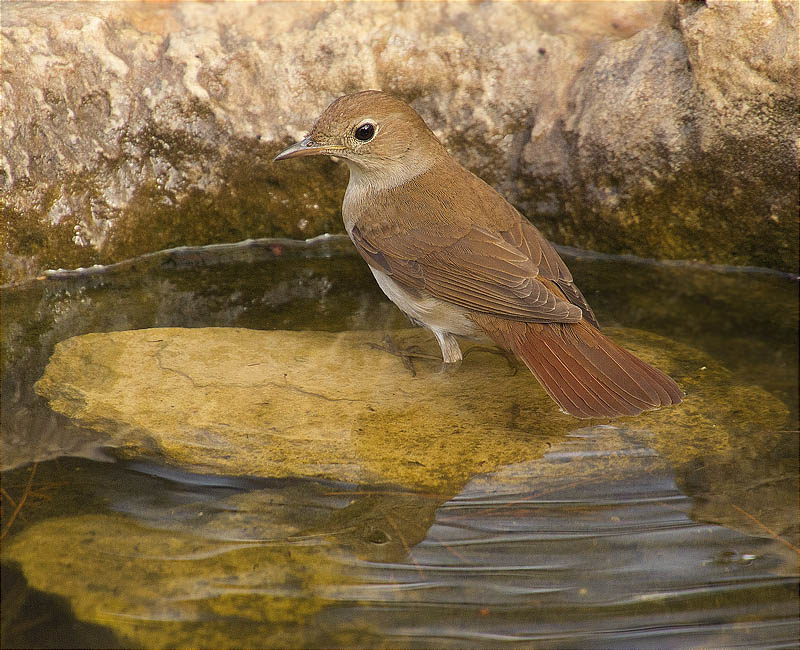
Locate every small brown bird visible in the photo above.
<box><xmin>275</xmin><ymin>91</ymin><xmax>682</xmax><ymax>418</ymax></box>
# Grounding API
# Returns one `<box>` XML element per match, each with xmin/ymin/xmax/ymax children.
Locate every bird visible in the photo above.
<box><xmin>274</xmin><ymin>90</ymin><xmax>683</xmax><ymax>419</ymax></box>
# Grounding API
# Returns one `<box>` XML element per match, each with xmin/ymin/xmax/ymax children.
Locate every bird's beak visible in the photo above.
<box><xmin>273</xmin><ymin>136</ymin><xmax>345</xmax><ymax>161</ymax></box>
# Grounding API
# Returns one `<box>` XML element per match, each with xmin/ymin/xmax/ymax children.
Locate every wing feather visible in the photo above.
<box><xmin>352</xmin><ymin>223</ymin><xmax>583</xmax><ymax>323</ymax></box>
<box><xmin>347</xmin><ymin>161</ymin><xmax>598</xmax><ymax>326</ymax></box>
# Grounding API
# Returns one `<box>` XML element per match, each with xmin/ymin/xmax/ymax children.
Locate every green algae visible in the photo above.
<box><xmin>2</xmin><ymin>510</ymin><xmax>343</xmax><ymax>649</ymax></box>
<box><xmin>1</xmin><ymin>203</ymin><xmax>99</xmax><ymax>285</ymax></box>
<box><xmin>4</xmin><ymin>116</ymin><xmax>797</xmax><ymax>286</ymax></box>
<box><xmin>104</xmin><ymin>136</ymin><xmax>348</xmax><ymax>262</ymax></box>
<box><xmin>516</xmin><ymin>140</ymin><xmax>799</xmax><ymax>273</ymax></box>
<box><xmin>2</xmin><ymin>131</ymin><xmax>350</xmax><ymax>286</ymax></box>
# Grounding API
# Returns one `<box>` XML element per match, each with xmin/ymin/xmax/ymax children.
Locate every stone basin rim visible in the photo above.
<box><xmin>11</xmin><ymin>235</ymin><xmax>794</xmax><ymax>291</ymax></box>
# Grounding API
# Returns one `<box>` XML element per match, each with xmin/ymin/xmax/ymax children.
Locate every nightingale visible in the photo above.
<box><xmin>274</xmin><ymin>90</ymin><xmax>682</xmax><ymax>418</ymax></box>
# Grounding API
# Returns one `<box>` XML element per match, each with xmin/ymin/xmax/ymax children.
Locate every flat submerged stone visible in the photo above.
<box><xmin>34</xmin><ymin>327</ymin><xmax>787</xmax><ymax>491</ymax></box>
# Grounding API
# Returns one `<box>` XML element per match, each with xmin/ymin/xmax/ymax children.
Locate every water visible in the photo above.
<box><xmin>2</xmin><ymin>236</ymin><xmax>798</xmax><ymax>648</ymax></box>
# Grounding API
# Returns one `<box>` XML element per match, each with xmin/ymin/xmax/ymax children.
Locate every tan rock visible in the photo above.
<box><xmin>34</xmin><ymin>326</ymin><xmax>787</xmax><ymax>491</ymax></box>
<box><xmin>3</xmin><ymin>1</ymin><xmax>796</xmax><ymax>283</ymax></box>
<box><xmin>1</xmin><ymin>510</ymin><xmax>347</xmax><ymax>648</ymax></box>
<box><xmin>529</xmin><ymin>0</ymin><xmax>798</xmax><ymax>271</ymax></box>
<box><xmin>34</xmin><ymin>327</ymin><xmax>560</xmax><ymax>490</ymax></box>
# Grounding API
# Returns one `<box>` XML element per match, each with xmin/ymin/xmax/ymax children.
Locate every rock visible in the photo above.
<box><xmin>1</xmin><ymin>509</ymin><xmax>353</xmax><ymax>648</ymax></box>
<box><xmin>0</xmin><ymin>461</ymin><xmax>447</xmax><ymax>645</ymax></box>
<box><xmin>2</xmin><ymin>1</ymin><xmax>796</xmax><ymax>284</ymax></box>
<box><xmin>520</xmin><ymin>0</ymin><xmax>798</xmax><ymax>272</ymax></box>
<box><xmin>34</xmin><ymin>326</ymin><xmax>787</xmax><ymax>491</ymax></box>
<box><xmin>34</xmin><ymin>327</ymin><xmax>562</xmax><ymax>491</ymax></box>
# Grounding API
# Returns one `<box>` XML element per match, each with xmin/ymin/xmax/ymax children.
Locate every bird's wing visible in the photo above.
<box><xmin>506</xmin><ymin>217</ymin><xmax>599</xmax><ymax>327</ymax></box>
<box><xmin>351</xmin><ymin>218</ymin><xmax>589</xmax><ymax>324</ymax></box>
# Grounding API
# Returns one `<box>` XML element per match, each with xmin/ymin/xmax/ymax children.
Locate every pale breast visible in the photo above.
<box><xmin>341</xmin><ymin>160</ymin><xmax>480</xmax><ymax>339</ymax></box>
<box><xmin>369</xmin><ymin>267</ymin><xmax>480</xmax><ymax>338</ymax></box>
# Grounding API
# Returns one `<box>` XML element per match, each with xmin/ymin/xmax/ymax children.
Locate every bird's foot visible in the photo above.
<box><xmin>462</xmin><ymin>345</ymin><xmax>519</xmax><ymax>375</ymax></box>
<box><xmin>368</xmin><ymin>335</ymin><xmax>440</xmax><ymax>377</ymax></box>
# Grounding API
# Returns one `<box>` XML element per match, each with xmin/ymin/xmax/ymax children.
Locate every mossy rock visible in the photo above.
<box><xmin>1</xmin><ymin>506</ymin><xmax>354</xmax><ymax>649</ymax></box>
<box><xmin>33</xmin><ymin>327</ymin><xmax>788</xmax><ymax>492</ymax></box>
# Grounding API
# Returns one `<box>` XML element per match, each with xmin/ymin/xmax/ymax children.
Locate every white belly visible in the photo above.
<box><xmin>370</xmin><ymin>268</ymin><xmax>480</xmax><ymax>338</ymax></box>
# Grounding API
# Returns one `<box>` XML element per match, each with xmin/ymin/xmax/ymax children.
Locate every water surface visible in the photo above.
<box><xmin>2</xmin><ymin>236</ymin><xmax>797</xmax><ymax>648</ymax></box>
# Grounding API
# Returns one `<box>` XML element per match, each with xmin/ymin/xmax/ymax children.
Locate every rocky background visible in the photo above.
<box><xmin>2</xmin><ymin>0</ymin><xmax>797</xmax><ymax>284</ymax></box>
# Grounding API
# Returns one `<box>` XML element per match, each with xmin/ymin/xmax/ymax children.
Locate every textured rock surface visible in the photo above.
<box><xmin>1</xmin><ymin>507</ymin><xmax>362</xmax><ymax>648</ymax></box>
<box><xmin>33</xmin><ymin>327</ymin><xmax>564</xmax><ymax>491</ymax></box>
<box><xmin>2</xmin><ymin>0</ymin><xmax>797</xmax><ymax>283</ymax></box>
<box><xmin>34</xmin><ymin>326</ymin><xmax>787</xmax><ymax>491</ymax></box>
<box><xmin>524</xmin><ymin>0</ymin><xmax>799</xmax><ymax>271</ymax></box>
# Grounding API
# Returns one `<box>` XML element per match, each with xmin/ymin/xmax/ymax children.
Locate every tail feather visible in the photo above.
<box><xmin>525</xmin><ymin>346</ymin><xmax>595</xmax><ymax>417</ymax></box>
<box><xmin>533</xmin><ymin>345</ymin><xmax>610</xmax><ymax>418</ymax></box>
<box><xmin>562</xmin><ymin>325</ymin><xmax>664</xmax><ymax>406</ymax></box>
<box><xmin>536</xmin><ymin>330</ymin><xmax>640</xmax><ymax>417</ymax></box>
<box><xmin>471</xmin><ymin>314</ymin><xmax>683</xmax><ymax>419</ymax></box>
<box><xmin>535</xmin><ymin>326</ymin><xmax>657</xmax><ymax>415</ymax></box>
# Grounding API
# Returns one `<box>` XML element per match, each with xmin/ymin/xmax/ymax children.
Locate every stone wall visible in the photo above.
<box><xmin>2</xmin><ymin>0</ymin><xmax>797</xmax><ymax>283</ymax></box>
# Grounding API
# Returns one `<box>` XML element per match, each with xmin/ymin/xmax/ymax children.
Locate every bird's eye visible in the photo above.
<box><xmin>354</xmin><ymin>122</ymin><xmax>375</xmax><ymax>142</ymax></box>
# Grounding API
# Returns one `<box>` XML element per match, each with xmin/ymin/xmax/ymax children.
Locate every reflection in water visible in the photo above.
<box><xmin>335</xmin><ymin>428</ymin><xmax>797</xmax><ymax>647</ymax></box>
<box><xmin>2</xmin><ymin>431</ymin><xmax>796</xmax><ymax>648</ymax></box>
<box><xmin>1</xmin><ymin>237</ymin><xmax>798</xmax><ymax>647</ymax></box>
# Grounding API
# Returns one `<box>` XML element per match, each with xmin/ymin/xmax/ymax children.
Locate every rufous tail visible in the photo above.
<box><xmin>470</xmin><ymin>315</ymin><xmax>683</xmax><ymax>419</ymax></box>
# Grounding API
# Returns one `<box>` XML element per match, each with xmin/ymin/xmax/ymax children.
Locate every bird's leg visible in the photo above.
<box><xmin>433</xmin><ymin>330</ymin><xmax>462</xmax><ymax>373</ymax></box>
<box><xmin>462</xmin><ymin>345</ymin><xmax>519</xmax><ymax>375</ymax></box>
<box><xmin>368</xmin><ymin>334</ymin><xmax>441</xmax><ymax>377</ymax></box>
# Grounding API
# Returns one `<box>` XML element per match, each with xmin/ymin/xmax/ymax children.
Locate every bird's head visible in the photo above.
<box><xmin>274</xmin><ymin>90</ymin><xmax>445</xmax><ymax>184</ymax></box>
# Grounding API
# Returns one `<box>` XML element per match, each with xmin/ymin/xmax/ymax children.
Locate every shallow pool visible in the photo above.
<box><xmin>2</xmin><ymin>236</ymin><xmax>797</xmax><ymax>648</ymax></box>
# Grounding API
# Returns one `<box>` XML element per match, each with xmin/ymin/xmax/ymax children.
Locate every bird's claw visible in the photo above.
<box><xmin>368</xmin><ymin>335</ymin><xmax>441</xmax><ymax>377</ymax></box>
